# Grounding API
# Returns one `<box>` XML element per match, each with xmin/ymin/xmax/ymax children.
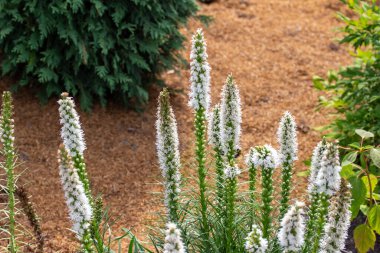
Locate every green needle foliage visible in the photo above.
<box><xmin>0</xmin><ymin>0</ymin><xmax>199</xmax><ymax>110</ymax></box>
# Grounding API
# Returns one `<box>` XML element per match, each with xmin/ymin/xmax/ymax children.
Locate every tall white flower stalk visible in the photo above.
<box><xmin>304</xmin><ymin>140</ymin><xmax>328</xmax><ymax>250</ymax></box>
<box><xmin>245</xmin><ymin>148</ymin><xmax>259</xmax><ymax>227</ymax></box>
<box><xmin>248</xmin><ymin>145</ymin><xmax>279</xmax><ymax>238</ymax></box>
<box><xmin>156</xmin><ymin>89</ymin><xmax>181</xmax><ymax>223</ymax></box>
<box><xmin>319</xmin><ymin>181</ymin><xmax>351</xmax><ymax>253</ymax></box>
<box><xmin>0</xmin><ymin>91</ymin><xmax>18</xmax><ymax>252</ymax></box>
<box><xmin>278</xmin><ymin>201</ymin><xmax>305</xmax><ymax>252</ymax></box>
<box><xmin>188</xmin><ymin>29</ymin><xmax>211</xmax><ymax>240</ymax></box>
<box><xmin>163</xmin><ymin>223</ymin><xmax>186</xmax><ymax>253</ymax></box>
<box><xmin>245</xmin><ymin>225</ymin><xmax>268</xmax><ymax>253</ymax></box>
<box><xmin>277</xmin><ymin>111</ymin><xmax>298</xmax><ymax>216</ymax></box>
<box><xmin>189</xmin><ymin>28</ymin><xmax>211</xmax><ymax>114</ymax></box>
<box><xmin>58</xmin><ymin>146</ymin><xmax>92</xmax><ymax>250</ymax></box>
<box><xmin>220</xmin><ymin>74</ymin><xmax>241</xmax><ymax>164</ymax></box>
<box><xmin>58</xmin><ymin>92</ymin><xmax>91</xmax><ymax>199</ymax></box>
<box><xmin>208</xmin><ymin>104</ymin><xmax>225</xmax><ymax>206</ymax></box>
<box><xmin>310</xmin><ymin>143</ymin><xmax>342</xmax><ymax>253</ymax></box>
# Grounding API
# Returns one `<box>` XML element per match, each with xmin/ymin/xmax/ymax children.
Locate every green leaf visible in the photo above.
<box><xmin>362</xmin><ymin>174</ymin><xmax>378</xmax><ymax>195</ymax></box>
<box><xmin>368</xmin><ymin>205</ymin><xmax>380</xmax><ymax>234</ymax></box>
<box><xmin>341</xmin><ymin>164</ymin><xmax>356</xmax><ymax>179</ymax></box>
<box><xmin>370</xmin><ymin>148</ymin><xmax>380</xmax><ymax>168</ymax></box>
<box><xmin>342</xmin><ymin>151</ymin><xmax>358</xmax><ymax>166</ymax></box>
<box><xmin>355</xmin><ymin>129</ymin><xmax>374</xmax><ymax>139</ymax></box>
<box><xmin>349</xmin><ymin>176</ymin><xmax>367</xmax><ymax>218</ymax></box>
<box><xmin>354</xmin><ymin>224</ymin><xmax>376</xmax><ymax>253</ymax></box>
<box><xmin>360</xmin><ymin>204</ymin><xmax>370</xmax><ymax>215</ymax></box>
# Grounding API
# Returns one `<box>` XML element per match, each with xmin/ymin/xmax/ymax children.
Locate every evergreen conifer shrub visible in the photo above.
<box><xmin>0</xmin><ymin>0</ymin><xmax>198</xmax><ymax>110</ymax></box>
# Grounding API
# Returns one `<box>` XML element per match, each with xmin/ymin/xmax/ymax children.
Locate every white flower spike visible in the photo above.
<box><xmin>224</xmin><ymin>165</ymin><xmax>241</xmax><ymax>180</ymax></box>
<box><xmin>315</xmin><ymin>143</ymin><xmax>342</xmax><ymax>196</ymax></box>
<box><xmin>245</xmin><ymin>145</ymin><xmax>280</xmax><ymax>169</ymax></box>
<box><xmin>189</xmin><ymin>28</ymin><xmax>211</xmax><ymax>113</ymax></box>
<box><xmin>156</xmin><ymin>89</ymin><xmax>181</xmax><ymax>221</ymax></box>
<box><xmin>278</xmin><ymin>201</ymin><xmax>305</xmax><ymax>252</ymax></box>
<box><xmin>245</xmin><ymin>225</ymin><xmax>268</xmax><ymax>253</ymax></box>
<box><xmin>308</xmin><ymin>140</ymin><xmax>328</xmax><ymax>194</ymax></box>
<box><xmin>319</xmin><ymin>181</ymin><xmax>352</xmax><ymax>253</ymax></box>
<box><xmin>208</xmin><ymin>104</ymin><xmax>221</xmax><ymax>147</ymax></box>
<box><xmin>220</xmin><ymin>75</ymin><xmax>242</xmax><ymax>157</ymax></box>
<box><xmin>58</xmin><ymin>146</ymin><xmax>92</xmax><ymax>239</ymax></box>
<box><xmin>58</xmin><ymin>93</ymin><xmax>86</xmax><ymax>157</ymax></box>
<box><xmin>163</xmin><ymin>222</ymin><xmax>186</xmax><ymax>253</ymax></box>
<box><xmin>277</xmin><ymin>111</ymin><xmax>298</xmax><ymax>164</ymax></box>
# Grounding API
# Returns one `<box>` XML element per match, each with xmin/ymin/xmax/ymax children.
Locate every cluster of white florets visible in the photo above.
<box><xmin>58</xmin><ymin>148</ymin><xmax>92</xmax><ymax>239</ymax></box>
<box><xmin>315</xmin><ymin>143</ymin><xmax>341</xmax><ymax>196</ymax></box>
<box><xmin>58</xmin><ymin>94</ymin><xmax>86</xmax><ymax>157</ymax></box>
<box><xmin>245</xmin><ymin>145</ymin><xmax>279</xmax><ymax>169</ymax></box>
<box><xmin>278</xmin><ymin>201</ymin><xmax>305</xmax><ymax>252</ymax></box>
<box><xmin>244</xmin><ymin>225</ymin><xmax>268</xmax><ymax>253</ymax></box>
<box><xmin>220</xmin><ymin>75</ymin><xmax>242</xmax><ymax>155</ymax></box>
<box><xmin>224</xmin><ymin>165</ymin><xmax>241</xmax><ymax>179</ymax></box>
<box><xmin>319</xmin><ymin>183</ymin><xmax>352</xmax><ymax>253</ymax></box>
<box><xmin>208</xmin><ymin>104</ymin><xmax>222</xmax><ymax>148</ymax></box>
<box><xmin>277</xmin><ymin>111</ymin><xmax>298</xmax><ymax>164</ymax></box>
<box><xmin>156</xmin><ymin>96</ymin><xmax>181</xmax><ymax>210</ymax></box>
<box><xmin>163</xmin><ymin>223</ymin><xmax>186</xmax><ymax>253</ymax></box>
<box><xmin>308</xmin><ymin>141</ymin><xmax>328</xmax><ymax>194</ymax></box>
<box><xmin>188</xmin><ymin>28</ymin><xmax>211</xmax><ymax>113</ymax></box>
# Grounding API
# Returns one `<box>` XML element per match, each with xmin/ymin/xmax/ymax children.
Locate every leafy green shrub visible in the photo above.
<box><xmin>0</xmin><ymin>0</ymin><xmax>198</xmax><ymax>110</ymax></box>
<box><xmin>313</xmin><ymin>0</ymin><xmax>380</xmax><ymax>146</ymax></box>
<box><xmin>341</xmin><ymin>129</ymin><xmax>380</xmax><ymax>253</ymax></box>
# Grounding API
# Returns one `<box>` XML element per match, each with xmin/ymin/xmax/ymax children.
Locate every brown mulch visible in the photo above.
<box><xmin>0</xmin><ymin>0</ymin><xmax>352</xmax><ymax>252</ymax></box>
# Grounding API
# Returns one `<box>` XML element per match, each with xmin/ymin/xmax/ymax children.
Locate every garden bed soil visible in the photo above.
<box><xmin>0</xmin><ymin>0</ymin><xmax>355</xmax><ymax>252</ymax></box>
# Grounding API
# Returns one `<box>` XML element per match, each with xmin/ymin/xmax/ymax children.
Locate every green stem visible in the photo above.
<box><xmin>248</xmin><ymin>165</ymin><xmax>257</xmax><ymax>228</ymax></box>
<box><xmin>302</xmin><ymin>192</ymin><xmax>321</xmax><ymax>253</ymax></box>
<box><xmin>195</xmin><ymin>107</ymin><xmax>209</xmax><ymax>242</ymax></box>
<box><xmin>225</xmin><ymin>177</ymin><xmax>237</xmax><ymax>253</ymax></box>
<box><xmin>215</xmin><ymin>146</ymin><xmax>225</xmax><ymax>208</ymax></box>
<box><xmin>311</xmin><ymin>193</ymin><xmax>329</xmax><ymax>253</ymax></box>
<box><xmin>261</xmin><ymin>168</ymin><xmax>274</xmax><ymax>239</ymax></box>
<box><xmin>280</xmin><ymin>161</ymin><xmax>292</xmax><ymax>217</ymax></box>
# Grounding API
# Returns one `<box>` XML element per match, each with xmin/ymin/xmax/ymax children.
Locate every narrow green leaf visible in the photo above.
<box><xmin>342</xmin><ymin>151</ymin><xmax>358</xmax><ymax>166</ymax></box>
<box><xmin>362</xmin><ymin>174</ymin><xmax>378</xmax><ymax>194</ymax></box>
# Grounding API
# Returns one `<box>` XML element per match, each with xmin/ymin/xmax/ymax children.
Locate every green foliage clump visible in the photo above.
<box><xmin>341</xmin><ymin>129</ymin><xmax>380</xmax><ymax>253</ymax></box>
<box><xmin>0</xmin><ymin>0</ymin><xmax>199</xmax><ymax>110</ymax></box>
<box><xmin>313</xmin><ymin>0</ymin><xmax>380</xmax><ymax>146</ymax></box>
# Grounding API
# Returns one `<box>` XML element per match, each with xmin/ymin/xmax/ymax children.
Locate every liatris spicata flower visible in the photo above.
<box><xmin>249</xmin><ymin>145</ymin><xmax>279</xmax><ymax>238</ymax></box>
<box><xmin>220</xmin><ymin>74</ymin><xmax>242</xmax><ymax>162</ymax></box>
<box><xmin>188</xmin><ymin>30</ymin><xmax>211</xmax><ymax>241</ymax></box>
<box><xmin>245</xmin><ymin>225</ymin><xmax>268</xmax><ymax>253</ymax></box>
<box><xmin>58</xmin><ymin>92</ymin><xmax>86</xmax><ymax>157</ymax></box>
<box><xmin>307</xmin><ymin>140</ymin><xmax>328</xmax><ymax>194</ymax></box>
<box><xmin>208</xmin><ymin>104</ymin><xmax>225</xmax><ymax>205</ymax></box>
<box><xmin>58</xmin><ymin>146</ymin><xmax>92</xmax><ymax>245</ymax></box>
<box><xmin>319</xmin><ymin>181</ymin><xmax>351</xmax><ymax>253</ymax></box>
<box><xmin>304</xmin><ymin>140</ymin><xmax>328</xmax><ymax>251</ymax></box>
<box><xmin>277</xmin><ymin>111</ymin><xmax>298</xmax><ymax>216</ymax></box>
<box><xmin>188</xmin><ymin>28</ymin><xmax>211</xmax><ymax>114</ymax></box>
<box><xmin>163</xmin><ymin>223</ymin><xmax>186</xmax><ymax>253</ymax></box>
<box><xmin>156</xmin><ymin>89</ymin><xmax>181</xmax><ymax>222</ymax></box>
<box><xmin>58</xmin><ymin>92</ymin><xmax>91</xmax><ymax>199</ymax></box>
<box><xmin>308</xmin><ymin>143</ymin><xmax>341</xmax><ymax>253</ymax></box>
<box><xmin>315</xmin><ymin>143</ymin><xmax>341</xmax><ymax>196</ymax></box>
<box><xmin>278</xmin><ymin>201</ymin><xmax>305</xmax><ymax>252</ymax></box>
<box><xmin>0</xmin><ymin>91</ymin><xmax>18</xmax><ymax>252</ymax></box>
